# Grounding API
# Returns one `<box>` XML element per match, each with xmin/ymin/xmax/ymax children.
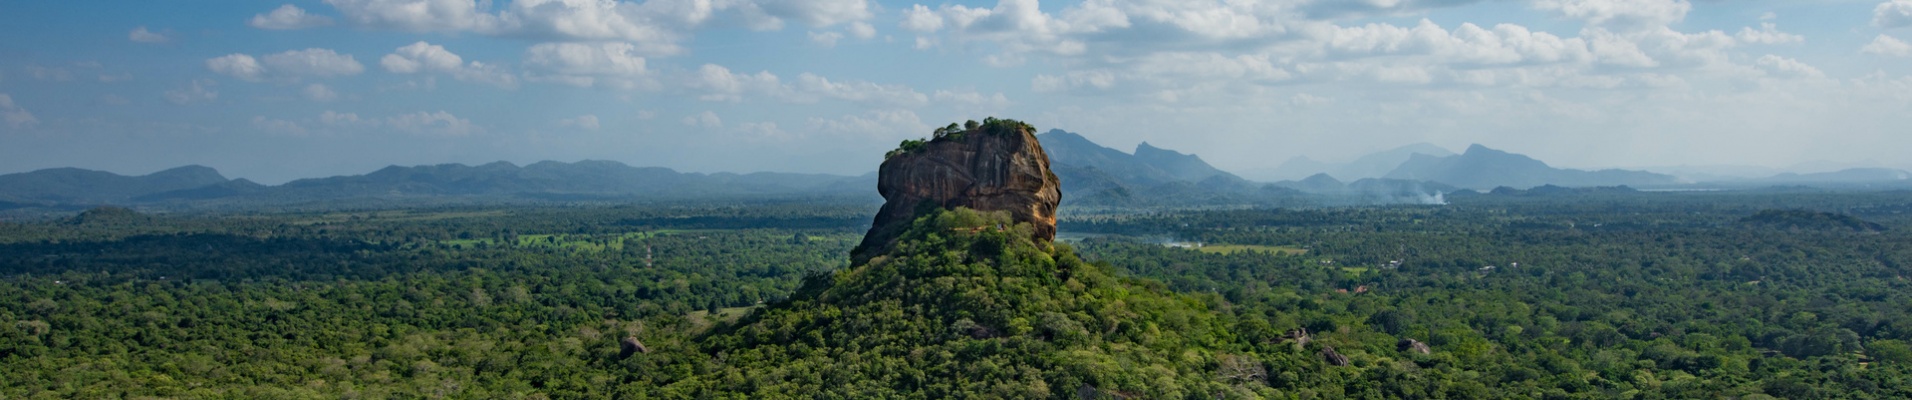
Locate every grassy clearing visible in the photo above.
<box><xmin>1193</xmin><ymin>244</ymin><xmax>1308</xmax><ymax>255</ymax></box>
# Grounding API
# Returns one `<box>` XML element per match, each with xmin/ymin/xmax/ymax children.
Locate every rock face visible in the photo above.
<box><xmin>852</xmin><ymin>121</ymin><xmax>1062</xmax><ymax>264</ymax></box>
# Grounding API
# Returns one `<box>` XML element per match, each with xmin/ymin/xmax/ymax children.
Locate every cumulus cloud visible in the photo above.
<box><xmin>809</xmin><ymin>31</ymin><xmax>845</xmax><ymax>47</ymax></box>
<box><xmin>165</xmin><ymin>80</ymin><xmax>219</xmax><ymax>104</ymax></box>
<box><xmin>1878</xmin><ymin>0</ymin><xmax>1912</xmax><ymax>28</ymax></box>
<box><xmin>381</xmin><ymin>41</ymin><xmax>516</xmax><ymax>88</ymax></box>
<box><xmin>793</xmin><ymin>73</ymin><xmax>927</xmax><ymax>105</ymax></box>
<box><xmin>1735</xmin><ymin>22</ymin><xmax>1803</xmax><ymax>45</ymax></box>
<box><xmin>319</xmin><ymin>0</ymin><xmax>875</xmax><ymax>56</ymax></box>
<box><xmin>386</xmin><ymin>110</ymin><xmax>478</xmax><ymax>135</ymax></box>
<box><xmin>207</xmin><ymin>54</ymin><xmax>266</xmax><ymax>81</ymax></box>
<box><xmin>250</xmin><ymin>4</ymin><xmax>336</xmax><ymax>30</ymax></box>
<box><xmin>1755</xmin><ymin>54</ymin><xmax>1825</xmax><ymax>79</ymax></box>
<box><xmin>0</xmin><ymin>94</ymin><xmax>39</xmax><ymax>129</ymax></box>
<box><xmin>252</xmin><ymin>116</ymin><xmax>311</xmax><ymax>136</ymax></box>
<box><xmin>807</xmin><ymin>109</ymin><xmax>927</xmax><ymax>140</ymax></box>
<box><xmin>933</xmin><ymin>89</ymin><xmax>1010</xmax><ymax>108</ymax></box>
<box><xmin>321</xmin><ymin>110</ymin><xmax>375</xmax><ymax>127</ymax></box>
<box><xmin>682</xmin><ymin>110</ymin><xmax>723</xmax><ymax>128</ymax></box>
<box><xmin>523</xmin><ymin>42</ymin><xmax>650</xmax><ymax>88</ymax></box>
<box><xmin>749</xmin><ymin>0</ymin><xmax>872</xmax><ymax>28</ymax></box>
<box><xmin>26</xmin><ymin>65</ymin><xmax>76</xmax><ymax>82</ymax></box>
<box><xmin>1863</xmin><ymin>35</ymin><xmax>1912</xmax><ymax>57</ymax></box>
<box><xmin>128</xmin><ymin>26</ymin><xmax>171</xmax><ymax>43</ymax></box>
<box><xmin>686</xmin><ymin>64</ymin><xmax>783</xmax><ymax>101</ymax></box>
<box><xmin>1531</xmin><ymin>0</ymin><xmax>1690</xmax><ymax>31</ymax></box>
<box><xmin>208</xmin><ymin>49</ymin><xmax>365</xmax><ymax>82</ymax></box>
<box><xmin>559</xmin><ymin>114</ymin><xmax>601</xmax><ymax>130</ymax></box>
<box><xmin>303</xmin><ymin>83</ymin><xmax>339</xmax><ymax>102</ymax></box>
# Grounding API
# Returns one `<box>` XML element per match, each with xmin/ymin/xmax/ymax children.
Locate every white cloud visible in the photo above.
<box><xmin>381</xmin><ymin>41</ymin><xmax>516</xmax><ymax>88</ymax></box>
<box><xmin>0</xmin><ymin>94</ymin><xmax>39</xmax><ymax>129</ymax></box>
<box><xmin>263</xmin><ymin>48</ymin><xmax>366</xmax><ymax>77</ymax></box>
<box><xmin>847</xmin><ymin>21</ymin><xmax>875</xmax><ymax>39</ymax></box>
<box><xmin>165</xmin><ymin>80</ymin><xmax>219</xmax><ymax>104</ymax></box>
<box><xmin>208</xmin><ymin>49</ymin><xmax>365</xmax><ymax>82</ymax></box>
<box><xmin>686</xmin><ymin>64</ymin><xmax>783</xmax><ymax>101</ymax></box>
<box><xmin>252</xmin><ymin>116</ymin><xmax>310</xmax><ymax>136</ymax></box>
<box><xmin>320</xmin><ymin>0</ymin><xmax>874</xmax><ymax>56</ymax></box>
<box><xmin>207</xmin><ymin>54</ymin><xmax>266</xmax><ymax>81</ymax></box>
<box><xmin>382</xmin><ymin>42</ymin><xmax>461</xmax><ymax>73</ymax></box>
<box><xmin>682</xmin><ymin>110</ymin><xmax>723</xmax><ymax>128</ymax></box>
<box><xmin>900</xmin><ymin>4</ymin><xmax>943</xmax><ymax>33</ymax></box>
<box><xmin>1863</xmin><ymin>35</ymin><xmax>1912</xmax><ymax>57</ymax></box>
<box><xmin>303</xmin><ymin>83</ymin><xmax>339</xmax><ymax>102</ymax></box>
<box><xmin>1754</xmin><ymin>54</ymin><xmax>1825</xmax><ymax>79</ymax></box>
<box><xmin>1532</xmin><ymin>0</ymin><xmax>1690</xmax><ymax>31</ymax></box>
<box><xmin>128</xmin><ymin>26</ymin><xmax>171</xmax><ymax>43</ymax></box>
<box><xmin>1032</xmin><ymin>70</ymin><xmax>1117</xmax><ymax>93</ymax></box>
<box><xmin>251</xmin><ymin>4</ymin><xmax>336</xmax><ymax>30</ymax></box>
<box><xmin>559</xmin><ymin>114</ymin><xmax>601</xmax><ymax>130</ymax></box>
<box><xmin>322</xmin><ymin>0</ymin><xmax>504</xmax><ymax>32</ymax></box>
<box><xmin>933</xmin><ymin>89</ymin><xmax>1010</xmax><ymax>108</ymax></box>
<box><xmin>769</xmin><ymin>0</ymin><xmax>871</xmax><ymax>26</ymax></box>
<box><xmin>321</xmin><ymin>110</ymin><xmax>375</xmax><ymax>127</ymax></box>
<box><xmin>523</xmin><ymin>42</ymin><xmax>649</xmax><ymax>88</ymax></box>
<box><xmin>1735</xmin><ymin>22</ymin><xmax>1803</xmax><ymax>45</ymax></box>
<box><xmin>806</xmin><ymin>109</ymin><xmax>927</xmax><ymax>140</ymax></box>
<box><xmin>26</xmin><ymin>65</ymin><xmax>76</xmax><ymax>82</ymax></box>
<box><xmin>1878</xmin><ymin>0</ymin><xmax>1912</xmax><ymax>28</ymax></box>
<box><xmin>386</xmin><ymin>110</ymin><xmax>478</xmax><ymax>135</ymax></box>
<box><xmin>793</xmin><ymin>73</ymin><xmax>927</xmax><ymax>105</ymax></box>
<box><xmin>809</xmin><ymin>31</ymin><xmax>845</xmax><ymax>47</ymax></box>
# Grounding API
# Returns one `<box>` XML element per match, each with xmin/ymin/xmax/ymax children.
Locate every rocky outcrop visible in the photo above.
<box><xmin>1398</xmin><ymin>338</ymin><xmax>1432</xmax><ymax>355</ymax></box>
<box><xmin>852</xmin><ymin>120</ymin><xmax>1062</xmax><ymax>264</ymax></box>
<box><xmin>619</xmin><ymin>336</ymin><xmax>649</xmax><ymax>359</ymax></box>
<box><xmin>1320</xmin><ymin>345</ymin><xmax>1349</xmax><ymax>366</ymax></box>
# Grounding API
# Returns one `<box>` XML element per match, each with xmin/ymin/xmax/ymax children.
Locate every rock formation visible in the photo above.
<box><xmin>1398</xmin><ymin>338</ymin><xmax>1432</xmax><ymax>355</ymax></box>
<box><xmin>619</xmin><ymin>336</ymin><xmax>649</xmax><ymax>359</ymax></box>
<box><xmin>1320</xmin><ymin>345</ymin><xmax>1350</xmax><ymax>366</ymax></box>
<box><xmin>851</xmin><ymin>119</ymin><xmax>1062</xmax><ymax>263</ymax></box>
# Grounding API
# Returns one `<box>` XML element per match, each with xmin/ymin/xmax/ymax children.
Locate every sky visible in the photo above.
<box><xmin>1</xmin><ymin>0</ymin><xmax>1910</xmax><ymax>183</ymax></box>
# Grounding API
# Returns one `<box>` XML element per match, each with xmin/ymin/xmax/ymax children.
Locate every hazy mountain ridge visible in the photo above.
<box><xmin>5</xmin><ymin>134</ymin><xmax>1907</xmax><ymax>211</ymax></box>
<box><xmin>0</xmin><ymin>161</ymin><xmax>877</xmax><ymax>209</ymax></box>
<box><xmin>1035</xmin><ymin>129</ymin><xmax>1294</xmax><ymax>207</ymax></box>
<box><xmin>1384</xmin><ymin>144</ymin><xmax>1678</xmax><ymax>190</ymax></box>
<box><xmin>1248</xmin><ymin>143</ymin><xmax>1456</xmax><ymax>182</ymax></box>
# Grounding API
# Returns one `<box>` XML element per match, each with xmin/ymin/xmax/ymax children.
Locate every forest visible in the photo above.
<box><xmin>0</xmin><ymin>190</ymin><xmax>1909</xmax><ymax>398</ymax></box>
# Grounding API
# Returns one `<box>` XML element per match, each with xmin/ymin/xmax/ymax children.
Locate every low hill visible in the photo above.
<box><xmin>1740</xmin><ymin>209</ymin><xmax>1886</xmax><ymax>232</ymax></box>
<box><xmin>1386</xmin><ymin>144</ymin><xmax>1676</xmax><ymax>190</ymax></box>
<box><xmin>689</xmin><ymin>208</ymin><xmax>1251</xmax><ymax>397</ymax></box>
<box><xmin>0</xmin><ymin>165</ymin><xmax>230</xmax><ymax>204</ymax></box>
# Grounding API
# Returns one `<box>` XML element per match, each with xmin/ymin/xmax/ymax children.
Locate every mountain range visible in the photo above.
<box><xmin>1381</xmin><ymin>144</ymin><xmax>1680</xmax><ymax>190</ymax></box>
<box><xmin>1247</xmin><ymin>143</ymin><xmax>1456</xmax><ymax>182</ymax></box>
<box><xmin>3</xmin><ymin>131</ymin><xmax>1907</xmax><ymax>212</ymax></box>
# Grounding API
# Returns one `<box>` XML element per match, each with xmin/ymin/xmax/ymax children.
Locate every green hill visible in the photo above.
<box><xmin>681</xmin><ymin>208</ymin><xmax>1252</xmax><ymax>398</ymax></box>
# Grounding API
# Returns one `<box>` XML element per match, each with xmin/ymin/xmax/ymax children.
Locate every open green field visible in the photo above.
<box><xmin>1192</xmin><ymin>244</ymin><xmax>1308</xmax><ymax>255</ymax></box>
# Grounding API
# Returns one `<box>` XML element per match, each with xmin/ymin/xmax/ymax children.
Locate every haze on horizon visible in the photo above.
<box><xmin>2</xmin><ymin>0</ymin><xmax>1910</xmax><ymax>184</ymax></box>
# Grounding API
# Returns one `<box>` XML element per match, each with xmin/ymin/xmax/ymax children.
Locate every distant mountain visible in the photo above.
<box><xmin>1754</xmin><ymin>168</ymin><xmax>1911</xmax><ymax>184</ymax></box>
<box><xmin>0</xmin><ymin>165</ymin><xmax>231</xmax><ymax>204</ymax></box>
<box><xmin>1036</xmin><ymin>129</ymin><xmax>1290</xmax><ymax>207</ymax></box>
<box><xmin>0</xmin><ymin>161</ymin><xmax>876</xmax><ymax>210</ymax></box>
<box><xmin>1246</xmin><ymin>143</ymin><xmax>1454</xmax><ymax>181</ymax></box>
<box><xmin>1384</xmin><ymin>144</ymin><xmax>1677</xmax><ymax>190</ymax></box>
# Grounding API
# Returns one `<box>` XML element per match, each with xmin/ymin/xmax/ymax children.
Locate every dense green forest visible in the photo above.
<box><xmin>2</xmin><ymin>190</ymin><xmax>1911</xmax><ymax>398</ymax></box>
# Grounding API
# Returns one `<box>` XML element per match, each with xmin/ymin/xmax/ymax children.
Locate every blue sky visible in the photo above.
<box><xmin>1</xmin><ymin>0</ymin><xmax>1909</xmax><ymax>183</ymax></box>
